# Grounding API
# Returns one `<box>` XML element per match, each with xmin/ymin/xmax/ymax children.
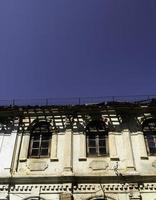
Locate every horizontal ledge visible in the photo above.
<box><xmin>110</xmin><ymin>157</ymin><xmax>120</xmax><ymax>161</ymax></box>
<box><xmin>50</xmin><ymin>158</ymin><xmax>59</xmax><ymax>162</ymax></box>
<box><xmin>79</xmin><ymin>157</ymin><xmax>87</xmax><ymax>161</ymax></box>
<box><xmin>140</xmin><ymin>156</ymin><xmax>149</xmax><ymax>160</ymax></box>
<box><xmin>126</xmin><ymin>166</ymin><xmax>136</xmax><ymax>170</ymax></box>
<box><xmin>1</xmin><ymin>175</ymin><xmax>153</xmax><ymax>184</ymax></box>
<box><xmin>19</xmin><ymin>159</ymin><xmax>27</xmax><ymax>162</ymax></box>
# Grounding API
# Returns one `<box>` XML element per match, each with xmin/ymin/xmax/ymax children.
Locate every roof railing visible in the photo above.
<box><xmin>0</xmin><ymin>95</ymin><xmax>155</xmax><ymax>107</ymax></box>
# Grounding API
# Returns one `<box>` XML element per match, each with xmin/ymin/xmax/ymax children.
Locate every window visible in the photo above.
<box><xmin>29</xmin><ymin>121</ymin><xmax>52</xmax><ymax>158</ymax></box>
<box><xmin>143</xmin><ymin>118</ymin><xmax>156</xmax><ymax>155</ymax></box>
<box><xmin>86</xmin><ymin>119</ymin><xmax>108</xmax><ymax>156</ymax></box>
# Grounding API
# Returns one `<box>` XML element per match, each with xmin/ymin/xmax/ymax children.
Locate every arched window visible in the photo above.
<box><xmin>86</xmin><ymin>119</ymin><xmax>108</xmax><ymax>156</ymax></box>
<box><xmin>29</xmin><ymin>121</ymin><xmax>52</xmax><ymax>158</ymax></box>
<box><xmin>142</xmin><ymin>118</ymin><xmax>156</xmax><ymax>155</ymax></box>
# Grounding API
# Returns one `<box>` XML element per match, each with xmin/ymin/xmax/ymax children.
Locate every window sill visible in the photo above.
<box><xmin>19</xmin><ymin>158</ymin><xmax>27</xmax><ymax>162</ymax></box>
<box><xmin>87</xmin><ymin>155</ymin><xmax>109</xmax><ymax>158</ymax></box>
<box><xmin>140</xmin><ymin>156</ymin><xmax>149</xmax><ymax>160</ymax></box>
<box><xmin>110</xmin><ymin>157</ymin><xmax>120</xmax><ymax>161</ymax></box>
<box><xmin>50</xmin><ymin>157</ymin><xmax>59</xmax><ymax>162</ymax></box>
<box><xmin>79</xmin><ymin>157</ymin><xmax>87</xmax><ymax>161</ymax></box>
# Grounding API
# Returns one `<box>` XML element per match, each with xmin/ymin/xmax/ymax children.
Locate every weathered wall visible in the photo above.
<box><xmin>0</xmin><ymin>105</ymin><xmax>156</xmax><ymax>200</ymax></box>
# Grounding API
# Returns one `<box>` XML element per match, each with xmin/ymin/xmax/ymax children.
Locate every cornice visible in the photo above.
<box><xmin>0</xmin><ymin>183</ymin><xmax>156</xmax><ymax>194</ymax></box>
<box><xmin>0</xmin><ymin>175</ymin><xmax>156</xmax><ymax>184</ymax></box>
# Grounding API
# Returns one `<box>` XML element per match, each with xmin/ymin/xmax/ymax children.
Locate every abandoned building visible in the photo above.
<box><xmin>0</xmin><ymin>97</ymin><xmax>156</xmax><ymax>200</ymax></box>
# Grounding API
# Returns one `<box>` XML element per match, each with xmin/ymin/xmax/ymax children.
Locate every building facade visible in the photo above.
<box><xmin>0</xmin><ymin>99</ymin><xmax>156</xmax><ymax>200</ymax></box>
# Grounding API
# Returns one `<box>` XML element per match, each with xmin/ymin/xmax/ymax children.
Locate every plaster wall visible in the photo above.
<box><xmin>0</xmin><ymin>131</ymin><xmax>17</xmax><ymax>176</ymax></box>
<box><xmin>15</xmin><ymin>128</ymin><xmax>156</xmax><ymax>177</ymax></box>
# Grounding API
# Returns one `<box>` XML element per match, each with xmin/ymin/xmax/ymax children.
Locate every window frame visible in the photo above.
<box><xmin>28</xmin><ymin>121</ymin><xmax>52</xmax><ymax>158</ymax></box>
<box><xmin>143</xmin><ymin>118</ymin><xmax>156</xmax><ymax>156</ymax></box>
<box><xmin>86</xmin><ymin>119</ymin><xmax>109</xmax><ymax>157</ymax></box>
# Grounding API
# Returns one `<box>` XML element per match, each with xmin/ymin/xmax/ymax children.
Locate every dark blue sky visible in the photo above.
<box><xmin>0</xmin><ymin>0</ymin><xmax>156</xmax><ymax>99</ymax></box>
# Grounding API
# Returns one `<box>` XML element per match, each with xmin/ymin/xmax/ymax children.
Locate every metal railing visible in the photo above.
<box><xmin>0</xmin><ymin>95</ymin><xmax>155</xmax><ymax>107</ymax></box>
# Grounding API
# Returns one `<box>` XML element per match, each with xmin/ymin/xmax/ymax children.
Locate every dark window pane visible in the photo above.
<box><xmin>42</xmin><ymin>134</ymin><xmax>51</xmax><ymax>140</ymax></box>
<box><xmin>149</xmin><ymin>122</ymin><xmax>156</xmax><ymax>130</ymax></box>
<box><xmin>146</xmin><ymin>134</ymin><xmax>154</xmax><ymax>139</ymax></box>
<box><xmin>143</xmin><ymin>119</ymin><xmax>156</xmax><ymax>132</ymax></box>
<box><xmin>89</xmin><ymin>139</ymin><xmax>96</xmax><ymax>146</ymax></box>
<box><xmin>31</xmin><ymin>149</ymin><xmax>39</xmax><ymax>156</ymax></box>
<box><xmin>40</xmin><ymin>149</ymin><xmax>48</xmax><ymax>156</ymax></box>
<box><xmin>149</xmin><ymin>147</ymin><xmax>156</xmax><ymax>154</ymax></box>
<box><xmin>99</xmin><ymin>139</ymin><xmax>105</xmax><ymax>146</ymax></box>
<box><xmin>99</xmin><ymin>134</ymin><xmax>106</xmax><ymax>139</ymax></box>
<box><xmin>145</xmin><ymin>132</ymin><xmax>156</xmax><ymax>155</ymax></box>
<box><xmin>147</xmin><ymin>136</ymin><xmax>155</xmax><ymax>147</ymax></box>
<box><xmin>41</xmin><ymin>141</ymin><xmax>49</xmax><ymax>148</ymax></box>
<box><xmin>99</xmin><ymin>148</ymin><xmax>106</xmax><ymax>154</ymax></box>
<box><xmin>32</xmin><ymin>142</ymin><xmax>40</xmax><ymax>148</ymax></box>
<box><xmin>89</xmin><ymin>148</ymin><xmax>96</xmax><ymax>154</ymax></box>
<box><xmin>148</xmin><ymin>142</ymin><xmax>155</xmax><ymax>147</ymax></box>
<box><xmin>33</xmin><ymin>135</ymin><xmax>40</xmax><ymax>140</ymax></box>
<box><xmin>88</xmin><ymin>135</ymin><xmax>96</xmax><ymax>139</ymax></box>
<box><xmin>148</xmin><ymin>143</ymin><xmax>155</xmax><ymax>147</ymax></box>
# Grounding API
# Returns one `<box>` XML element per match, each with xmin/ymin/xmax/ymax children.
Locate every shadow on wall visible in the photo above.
<box><xmin>22</xmin><ymin>197</ymin><xmax>46</xmax><ymax>200</ymax></box>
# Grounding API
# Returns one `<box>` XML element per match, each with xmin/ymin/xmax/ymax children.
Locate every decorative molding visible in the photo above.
<box><xmin>0</xmin><ymin>183</ymin><xmax>156</xmax><ymax>194</ymax></box>
<box><xmin>89</xmin><ymin>160</ymin><xmax>108</xmax><ymax>170</ymax></box>
<box><xmin>27</xmin><ymin>161</ymin><xmax>48</xmax><ymax>171</ymax></box>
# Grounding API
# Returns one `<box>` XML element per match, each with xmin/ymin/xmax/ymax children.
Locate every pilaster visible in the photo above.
<box><xmin>109</xmin><ymin>132</ymin><xmax>119</xmax><ymax>161</ymax></box>
<box><xmin>79</xmin><ymin>133</ymin><xmax>87</xmax><ymax>161</ymax></box>
<box><xmin>122</xmin><ymin>129</ymin><xmax>135</xmax><ymax>169</ymax></box>
<box><xmin>137</xmin><ymin>131</ymin><xmax>148</xmax><ymax>159</ymax></box>
<box><xmin>50</xmin><ymin>132</ymin><xmax>58</xmax><ymax>161</ymax></box>
<box><xmin>12</xmin><ymin>133</ymin><xmax>22</xmax><ymax>172</ymax></box>
<box><xmin>19</xmin><ymin>132</ymin><xmax>30</xmax><ymax>162</ymax></box>
<box><xmin>63</xmin><ymin>129</ymin><xmax>73</xmax><ymax>173</ymax></box>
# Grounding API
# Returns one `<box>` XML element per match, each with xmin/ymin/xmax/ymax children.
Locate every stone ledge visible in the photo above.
<box><xmin>79</xmin><ymin>157</ymin><xmax>87</xmax><ymax>161</ymax></box>
<box><xmin>110</xmin><ymin>157</ymin><xmax>120</xmax><ymax>161</ymax></box>
<box><xmin>19</xmin><ymin>158</ymin><xmax>27</xmax><ymax>162</ymax></box>
<box><xmin>50</xmin><ymin>158</ymin><xmax>59</xmax><ymax>162</ymax></box>
<box><xmin>140</xmin><ymin>156</ymin><xmax>148</xmax><ymax>160</ymax></box>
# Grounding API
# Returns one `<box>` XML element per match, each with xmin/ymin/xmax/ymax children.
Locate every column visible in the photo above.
<box><xmin>122</xmin><ymin>129</ymin><xmax>135</xmax><ymax>169</ymax></box>
<box><xmin>109</xmin><ymin>132</ymin><xmax>119</xmax><ymax>161</ymax></box>
<box><xmin>63</xmin><ymin>128</ymin><xmax>73</xmax><ymax>172</ymax></box>
<box><xmin>12</xmin><ymin>133</ymin><xmax>22</xmax><ymax>172</ymax></box>
<box><xmin>19</xmin><ymin>132</ymin><xmax>30</xmax><ymax>161</ymax></box>
<box><xmin>137</xmin><ymin>131</ymin><xmax>148</xmax><ymax>159</ymax></box>
<box><xmin>50</xmin><ymin>132</ymin><xmax>58</xmax><ymax>161</ymax></box>
<box><xmin>79</xmin><ymin>133</ymin><xmax>87</xmax><ymax>161</ymax></box>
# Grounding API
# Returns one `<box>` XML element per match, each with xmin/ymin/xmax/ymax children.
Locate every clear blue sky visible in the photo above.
<box><xmin>0</xmin><ymin>0</ymin><xmax>156</xmax><ymax>99</ymax></box>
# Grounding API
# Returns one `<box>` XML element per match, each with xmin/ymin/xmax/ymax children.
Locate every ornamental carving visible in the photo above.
<box><xmin>27</xmin><ymin>161</ymin><xmax>48</xmax><ymax>171</ymax></box>
<box><xmin>89</xmin><ymin>160</ymin><xmax>108</xmax><ymax>170</ymax></box>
